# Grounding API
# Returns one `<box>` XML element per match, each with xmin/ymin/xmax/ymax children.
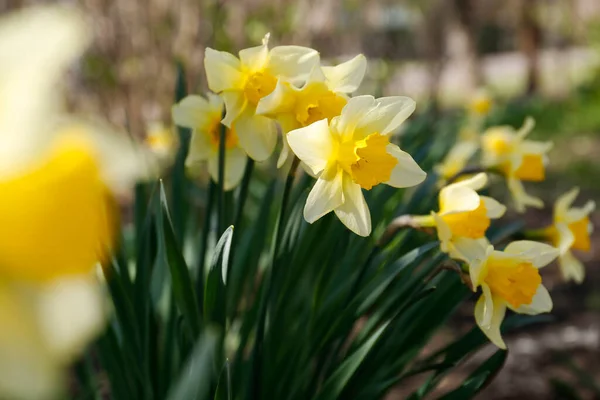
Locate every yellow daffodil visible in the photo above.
<box><xmin>287</xmin><ymin>95</ymin><xmax>426</xmax><ymax>236</ymax></box>
<box><xmin>454</xmin><ymin>238</ymin><xmax>559</xmax><ymax>349</ymax></box>
<box><xmin>256</xmin><ymin>54</ymin><xmax>367</xmax><ymax>167</ymax></box>
<box><xmin>481</xmin><ymin>117</ymin><xmax>552</xmax><ymax>212</ymax></box>
<box><xmin>434</xmin><ymin>140</ymin><xmax>479</xmax><ymax>182</ymax></box>
<box><xmin>145</xmin><ymin>121</ymin><xmax>177</xmax><ymax>165</ymax></box>
<box><xmin>204</xmin><ymin>34</ymin><xmax>319</xmax><ymax>161</ymax></box>
<box><xmin>0</xmin><ymin>7</ymin><xmax>152</xmax><ymax>399</ymax></box>
<box><xmin>413</xmin><ymin>173</ymin><xmax>506</xmax><ymax>256</ymax></box>
<box><xmin>468</xmin><ymin>89</ymin><xmax>492</xmax><ymax>117</ymax></box>
<box><xmin>172</xmin><ymin>93</ymin><xmax>247</xmax><ymax>191</ymax></box>
<box><xmin>543</xmin><ymin>188</ymin><xmax>595</xmax><ymax>283</ymax></box>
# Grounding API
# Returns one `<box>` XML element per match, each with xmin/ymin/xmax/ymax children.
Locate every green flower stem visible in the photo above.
<box><xmin>217</xmin><ymin>113</ymin><xmax>227</xmax><ymax>236</ymax></box>
<box><xmin>196</xmin><ymin>181</ymin><xmax>215</xmax><ymax>310</ymax></box>
<box><xmin>251</xmin><ymin>156</ymin><xmax>300</xmax><ymax>399</ymax></box>
<box><xmin>522</xmin><ymin>227</ymin><xmax>552</xmax><ymax>241</ymax></box>
<box><xmin>233</xmin><ymin>158</ymin><xmax>255</xmax><ymax>230</ymax></box>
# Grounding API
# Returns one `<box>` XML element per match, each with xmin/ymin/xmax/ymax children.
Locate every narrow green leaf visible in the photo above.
<box><xmin>204</xmin><ymin>226</ymin><xmax>233</xmax><ymax>327</ymax></box>
<box><xmin>437</xmin><ymin>349</ymin><xmax>508</xmax><ymax>400</ymax></box>
<box><xmin>166</xmin><ymin>328</ymin><xmax>221</xmax><ymax>400</ymax></box>
<box><xmin>158</xmin><ymin>182</ymin><xmax>201</xmax><ymax>337</ymax></box>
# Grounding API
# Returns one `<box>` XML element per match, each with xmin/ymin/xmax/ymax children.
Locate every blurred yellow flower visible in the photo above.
<box><xmin>434</xmin><ymin>140</ymin><xmax>479</xmax><ymax>182</ymax></box>
<box><xmin>145</xmin><ymin>121</ymin><xmax>177</xmax><ymax>164</ymax></box>
<box><xmin>454</xmin><ymin>238</ymin><xmax>558</xmax><ymax>348</ymax></box>
<box><xmin>468</xmin><ymin>89</ymin><xmax>492</xmax><ymax>116</ymax></box>
<box><xmin>204</xmin><ymin>34</ymin><xmax>319</xmax><ymax>161</ymax></box>
<box><xmin>287</xmin><ymin>95</ymin><xmax>426</xmax><ymax>236</ymax></box>
<box><xmin>543</xmin><ymin>188</ymin><xmax>595</xmax><ymax>283</ymax></box>
<box><xmin>256</xmin><ymin>54</ymin><xmax>367</xmax><ymax>167</ymax></box>
<box><xmin>0</xmin><ymin>6</ymin><xmax>153</xmax><ymax>399</ymax></box>
<box><xmin>172</xmin><ymin>93</ymin><xmax>247</xmax><ymax>191</ymax></box>
<box><xmin>481</xmin><ymin>117</ymin><xmax>552</xmax><ymax>212</ymax></box>
<box><xmin>413</xmin><ymin>173</ymin><xmax>506</xmax><ymax>256</ymax></box>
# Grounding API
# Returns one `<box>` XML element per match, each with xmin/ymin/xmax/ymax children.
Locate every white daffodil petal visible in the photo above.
<box><xmin>516</xmin><ymin>117</ymin><xmax>536</xmax><ymax>139</ymax></box>
<box><xmin>304</xmin><ymin>167</ymin><xmax>344</xmax><ymax>223</ymax></box>
<box><xmin>355</xmin><ymin>96</ymin><xmax>416</xmax><ymax>138</ymax></box>
<box><xmin>204</xmin><ymin>48</ymin><xmax>244</xmax><ymax>93</ymax></box>
<box><xmin>172</xmin><ymin>95</ymin><xmax>214</xmax><ymax>129</ymax></box>
<box><xmin>233</xmin><ymin>111</ymin><xmax>277</xmax><ymax>161</ymax></box>
<box><xmin>474</xmin><ymin>292</ymin><xmax>507</xmax><ymax>349</ymax></box>
<box><xmin>439</xmin><ymin>185</ymin><xmax>480</xmax><ymax>214</ymax></box>
<box><xmin>481</xmin><ymin>196</ymin><xmax>506</xmax><ymax>219</ymax></box>
<box><xmin>239</xmin><ymin>42</ymin><xmax>269</xmax><ymax>71</ymax></box>
<box><xmin>503</xmin><ymin>240</ymin><xmax>559</xmax><ymax>268</ymax></box>
<box><xmin>223</xmin><ymin>147</ymin><xmax>247</xmax><ymax>191</ymax></box>
<box><xmin>554</xmin><ymin>187</ymin><xmax>579</xmax><ymax>219</ymax></box>
<box><xmin>507</xmin><ymin>178</ymin><xmax>543</xmax><ymax>213</ymax></box>
<box><xmin>334</xmin><ymin>173</ymin><xmax>371</xmax><ymax>236</ymax></box>
<box><xmin>322</xmin><ymin>54</ymin><xmax>367</xmax><ymax>93</ymax></box>
<box><xmin>186</xmin><ymin>128</ymin><xmax>213</xmax><ymax>167</ymax></box>
<box><xmin>556</xmin><ymin>222</ymin><xmax>575</xmax><ymax>254</ymax></box>
<box><xmin>511</xmin><ymin>285</ymin><xmax>552</xmax><ymax>315</ymax></box>
<box><xmin>566</xmin><ymin>200</ymin><xmax>596</xmax><ymax>223</ymax></box>
<box><xmin>221</xmin><ymin>91</ymin><xmax>246</xmax><ymax>128</ymax></box>
<box><xmin>385</xmin><ymin>144</ymin><xmax>427</xmax><ymax>188</ymax></box>
<box><xmin>256</xmin><ymin>80</ymin><xmax>296</xmax><ymax>117</ymax></box>
<box><xmin>267</xmin><ymin>46</ymin><xmax>320</xmax><ymax>83</ymax></box>
<box><xmin>521</xmin><ymin>140</ymin><xmax>553</xmax><ymax>155</ymax></box>
<box><xmin>452</xmin><ymin>237</ymin><xmax>492</xmax><ymax>287</ymax></box>
<box><xmin>287</xmin><ymin>119</ymin><xmax>334</xmax><ymax>175</ymax></box>
<box><xmin>559</xmin><ymin>251</ymin><xmax>585</xmax><ymax>284</ymax></box>
<box><xmin>432</xmin><ymin>212</ymin><xmax>452</xmax><ymax>252</ymax></box>
<box><xmin>451</xmin><ymin>172</ymin><xmax>488</xmax><ymax>192</ymax></box>
<box><xmin>336</xmin><ymin>95</ymin><xmax>377</xmax><ymax>138</ymax></box>
<box><xmin>37</xmin><ymin>276</ymin><xmax>105</xmax><ymax>360</ymax></box>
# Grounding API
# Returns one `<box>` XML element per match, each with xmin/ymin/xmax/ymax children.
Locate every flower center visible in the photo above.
<box><xmin>295</xmin><ymin>82</ymin><xmax>347</xmax><ymax>127</ymax></box>
<box><xmin>441</xmin><ymin>200</ymin><xmax>490</xmax><ymax>239</ymax></box>
<box><xmin>335</xmin><ymin>133</ymin><xmax>397</xmax><ymax>190</ymax></box>
<box><xmin>208</xmin><ymin>119</ymin><xmax>239</xmax><ymax>150</ymax></box>
<box><xmin>0</xmin><ymin>134</ymin><xmax>114</xmax><ymax>282</ymax></box>
<box><xmin>569</xmin><ymin>217</ymin><xmax>591</xmax><ymax>251</ymax></box>
<box><xmin>244</xmin><ymin>70</ymin><xmax>277</xmax><ymax>106</ymax></box>
<box><xmin>485</xmin><ymin>258</ymin><xmax>541</xmax><ymax>308</ymax></box>
<box><xmin>470</xmin><ymin>96</ymin><xmax>492</xmax><ymax>115</ymax></box>
<box><xmin>482</xmin><ymin>129</ymin><xmax>514</xmax><ymax>156</ymax></box>
<box><xmin>504</xmin><ymin>154</ymin><xmax>545</xmax><ymax>181</ymax></box>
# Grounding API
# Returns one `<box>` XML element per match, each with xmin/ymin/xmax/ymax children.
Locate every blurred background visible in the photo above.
<box><xmin>3</xmin><ymin>0</ymin><xmax>599</xmax><ymax>398</ymax></box>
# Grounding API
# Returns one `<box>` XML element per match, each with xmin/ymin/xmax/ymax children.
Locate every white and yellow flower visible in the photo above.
<box><xmin>434</xmin><ymin>140</ymin><xmax>479</xmax><ymax>182</ymax></box>
<box><xmin>204</xmin><ymin>34</ymin><xmax>319</xmax><ymax>161</ymax></box>
<box><xmin>543</xmin><ymin>188</ymin><xmax>595</xmax><ymax>283</ymax></box>
<box><xmin>145</xmin><ymin>121</ymin><xmax>177</xmax><ymax>165</ymax></box>
<box><xmin>481</xmin><ymin>117</ymin><xmax>552</xmax><ymax>212</ymax></box>
<box><xmin>256</xmin><ymin>54</ymin><xmax>367</xmax><ymax>167</ymax></box>
<box><xmin>172</xmin><ymin>93</ymin><xmax>247</xmax><ymax>191</ymax></box>
<box><xmin>0</xmin><ymin>6</ymin><xmax>152</xmax><ymax>399</ymax></box>
<box><xmin>287</xmin><ymin>95</ymin><xmax>426</xmax><ymax>236</ymax></box>
<box><xmin>468</xmin><ymin>89</ymin><xmax>492</xmax><ymax>117</ymax></box>
<box><xmin>454</xmin><ymin>238</ymin><xmax>559</xmax><ymax>349</ymax></box>
<box><xmin>413</xmin><ymin>173</ymin><xmax>506</xmax><ymax>256</ymax></box>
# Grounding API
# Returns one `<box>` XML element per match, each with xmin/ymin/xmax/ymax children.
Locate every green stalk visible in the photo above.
<box><xmin>234</xmin><ymin>158</ymin><xmax>255</xmax><ymax>230</ymax></box>
<box><xmin>196</xmin><ymin>181</ymin><xmax>215</xmax><ymax>309</ymax></box>
<box><xmin>250</xmin><ymin>156</ymin><xmax>300</xmax><ymax>399</ymax></box>
<box><xmin>217</xmin><ymin>114</ymin><xmax>227</xmax><ymax>236</ymax></box>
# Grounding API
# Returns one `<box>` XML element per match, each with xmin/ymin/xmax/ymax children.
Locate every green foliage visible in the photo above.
<box><xmin>84</xmin><ymin>67</ymin><xmax>546</xmax><ymax>400</ymax></box>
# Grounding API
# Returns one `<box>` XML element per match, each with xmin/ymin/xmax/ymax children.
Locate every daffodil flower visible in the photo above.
<box><xmin>434</xmin><ymin>140</ymin><xmax>479</xmax><ymax>182</ymax></box>
<box><xmin>412</xmin><ymin>173</ymin><xmax>506</xmax><ymax>256</ymax></box>
<box><xmin>481</xmin><ymin>117</ymin><xmax>552</xmax><ymax>212</ymax></box>
<box><xmin>172</xmin><ymin>93</ymin><xmax>247</xmax><ymax>191</ymax></box>
<box><xmin>0</xmin><ymin>7</ymin><xmax>153</xmax><ymax>399</ymax></box>
<box><xmin>468</xmin><ymin>89</ymin><xmax>492</xmax><ymax>117</ymax></box>
<box><xmin>145</xmin><ymin>121</ymin><xmax>177</xmax><ymax>165</ymax></box>
<box><xmin>287</xmin><ymin>95</ymin><xmax>426</xmax><ymax>236</ymax></box>
<box><xmin>543</xmin><ymin>188</ymin><xmax>595</xmax><ymax>283</ymax></box>
<box><xmin>454</xmin><ymin>238</ymin><xmax>559</xmax><ymax>349</ymax></box>
<box><xmin>204</xmin><ymin>34</ymin><xmax>319</xmax><ymax>161</ymax></box>
<box><xmin>256</xmin><ymin>54</ymin><xmax>367</xmax><ymax>167</ymax></box>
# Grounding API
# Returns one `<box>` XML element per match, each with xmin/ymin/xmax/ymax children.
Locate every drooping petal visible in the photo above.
<box><xmin>207</xmin><ymin>146</ymin><xmax>247</xmax><ymax>191</ymax></box>
<box><xmin>304</xmin><ymin>166</ymin><xmax>344</xmax><ymax>223</ymax></box>
<box><xmin>481</xmin><ymin>196</ymin><xmax>507</xmax><ymax>219</ymax></box>
<box><xmin>172</xmin><ymin>95</ymin><xmax>216</xmax><ymax>130</ymax></box>
<box><xmin>322</xmin><ymin>54</ymin><xmax>367</xmax><ymax>93</ymax></box>
<box><xmin>432</xmin><ymin>212</ymin><xmax>452</xmax><ymax>252</ymax></box>
<box><xmin>507</xmin><ymin>177</ymin><xmax>543</xmax><ymax>213</ymax></box>
<box><xmin>204</xmin><ymin>48</ymin><xmax>244</xmax><ymax>93</ymax></box>
<box><xmin>384</xmin><ymin>144</ymin><xmax>427</xmax><ymax>188</ymax></box>
<box><xmin>555</xmin><ymin>222</ymin><xmax>575</xmax><ymax>254</ymax></box>
<box><xmin>186</xmin><ymin>128</ymin><xmax>213</xmax><ymax>167</ymax></box>
<box><xmin>334</xmin><ymin>172</ymin><xmax>371</xmax><ymax>236</ymax></box>
<box><xmin>558</xmin><ymin>251</ymin><xmax>585</xmax><ymax>284</ymax></box>
<box><xmin>354</xmin><ymin>96</ymin><xmax>416</xmax><ymax>138</ymax></box>
<box><xmin>267</xmin><ymin>45</ymin><xmax>320</xmax><ymax>83</ymax></box>
<box><xmin>37</xmin><ymin>276</ymin><xmax>105</xmax><ymax>360</ymax></box>
<box><xmin>452</xmin><ymin>237</ymin><xmax>493</xmax><ymax>288</ymax></box>
<box><xmin>474</xmin><ymin>290</ymin><xmax>507</xmax><ymax>349</ymax></box>
<box><xmin>255</xmin><ymin>80</ymin><xmax>297</xmax><ymax>117</ymax></box>
<box><xmin>233</xmin><ymin>110</ymin><xmax>277</xmax><ymax>161</ymax></box>
<box><xmin>287</xmin><ymin>119</ymin><xmax>334</xmax><ymax>175</ymax></box>
<box><xmin>221</xmin><ymin>91</ymin><xmax>246</xmax><ymax>128</ymax></box>
<box><xmin>503</xmin><ymin>240</ymin><xmax>559</xmax><ymax>268</ymax></box>
<box><xmin>510</xmin><ymin>284</ymin><xmax>552</xmax><ymax>315</ymax></box>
